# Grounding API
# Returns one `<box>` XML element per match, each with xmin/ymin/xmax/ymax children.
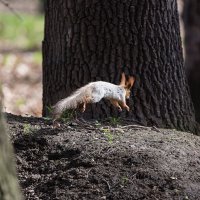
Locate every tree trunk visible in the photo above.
<box><xmin>43</xmin><ymin>0</ymin><xmax>197</xmax><ymax>133</ymax></box>
<box><xmin>183</xmin><ymin>0</ymin><xmax>200</xmax><ymax>123</ymax></box>
<box><xmin>0</xmin><ymin>101</ymin><xmax>22</xmax><ymax>199</ymax></box>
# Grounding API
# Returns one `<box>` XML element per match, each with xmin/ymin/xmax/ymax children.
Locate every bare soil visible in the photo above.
<box><xmin>6</xmin><ymin>113</ymin><xmax>200</xmax><ymax>200</ymax></box>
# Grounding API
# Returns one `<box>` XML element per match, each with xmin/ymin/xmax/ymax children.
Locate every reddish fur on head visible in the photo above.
<box><xmin>119</xmin><ymin>72</ymin><xmax>135</xmax><ymax>99</ymax></box>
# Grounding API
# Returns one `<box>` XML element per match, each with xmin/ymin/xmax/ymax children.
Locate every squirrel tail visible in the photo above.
<box><xmin>52</xmin><ymin>86</ymin><xmax>91</xmax><ymax>119</ymax></box>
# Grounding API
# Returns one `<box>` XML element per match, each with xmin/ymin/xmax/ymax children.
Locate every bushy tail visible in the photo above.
<box><xmin>52</xmin><ymin>85</ymin><xmax>91</xmax><ymax>119</ymax></box>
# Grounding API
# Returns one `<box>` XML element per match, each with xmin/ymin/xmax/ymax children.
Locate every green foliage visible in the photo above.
<box><xmin>105</xmin><ymin>133</ymin><xmax>114</xmax><ymax>144</ymax></box>
<box><xmin>103</xmin><ymin>131</ymin><xmax>114</xmax><ymax>144</ymax></box>
<box><xmin>46</xmin><ymin>106</ymin><xmax>76</xmax><ymax>122</ymax></box>
<box><xmin>61</xmin><ymin>109</ymin><xmax>76</xmax><ymax>122</ymax></box>
<box><xmin>23</xmin><ymin>124</ymin><xmax>40</xmax><ymax>135</ymax></box>
<box><xmin>33</xmin><ymin>51</ymin><xmax>42</xmax><ymax>64</ymax></box>
<box><xmin>46</xmin><ymin>106</ymin><xmax>53</xmax><ymax>115</ymax></box>
<box><xmin>101</xmin><ymin>128</ymin><xmax>111</xmax><ymax>133</ymax></box>
<box><xmin>94</xmin><ymin>120</ymin><xmax>101</xmax><ymax>127</ymax></box>
<box><xmin>108</xmin><ymin>117</ymin><xmax>121</xmax><ymax>126</ymax></box>
<box><xmin>121</xmin><ymin>176</ymin><xmax>129</xmax><ymax>185</ymax></box>
<box><xmin>0</xmin><ymin>13</ymin><xmax>44</xmax><ymax>49</ymax></box>
<box><xmin>23</xmin><ymin>124</ymin><xmax>31</xmax><ymax>134</ymax></box>
<box><xmin>23</xmin><ymin>123</ymin><xmax>37</xmax><ymax>134</ymax></box>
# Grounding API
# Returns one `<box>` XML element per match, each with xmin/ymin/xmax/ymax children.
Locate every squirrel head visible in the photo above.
<box><xmin>119</xmin><ymin>72</ymin><xmax>135</xmax><ymax>99</ymax></box>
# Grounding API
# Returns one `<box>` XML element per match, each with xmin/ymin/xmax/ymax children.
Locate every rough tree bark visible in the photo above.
<box><xmin>183</xmin><ymin>0</ymin><xmax>200</xmax><ymax>123</ymax></box>
<box><xmin>0</xmin><ymin>100</ymin><xmax>22</xmax><ymax>199</ymax></box>
<box><xmin>43</xmin><ymin>0</ymin><xmax>197</xmax><ymax>133</ymax></box>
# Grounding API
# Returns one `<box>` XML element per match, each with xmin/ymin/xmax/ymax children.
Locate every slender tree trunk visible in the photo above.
<box><xmin>0</xmin><ymin>101</ymin><xmax>22</xmax><ymax>199</ymax></box>
<box><xmin>39</xmin><ymin>0</ymin><xmax>46</xmax><ymax>13</ymax></box>
<box><xmin>183</xmin><ymin>0</ymin><xmax>200</xmax><ymax>123</ymax></box>
<box><xmin>43</xmin><ymin>0</ymin><xmax>197</xmax><ymax>133</ymax></box>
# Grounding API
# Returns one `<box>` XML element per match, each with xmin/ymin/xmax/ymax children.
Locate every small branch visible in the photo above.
<box><xmin>86</xmin><ymin>168</ymin><xmax>92</xmax><ymax>178</ymax></box>
<box><xmin>102</xmin><ymin>179</ymin><xmax>111</xmax><ymax>191</ymax></box>
<box><xmin>0</xmin><ymin>0</ymin><xmax>22</xmax><ymax>20</ymax></box>
<box><xmin>120</xmin><ymin>124</ymin><xmax>151</xmax><ymax>130</ymax></box>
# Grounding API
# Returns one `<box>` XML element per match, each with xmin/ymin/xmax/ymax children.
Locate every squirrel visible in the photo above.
<box><xmin>52</xmin><ymin>73</ymin><xmax>135</xmax><ymax>120</ymax></box>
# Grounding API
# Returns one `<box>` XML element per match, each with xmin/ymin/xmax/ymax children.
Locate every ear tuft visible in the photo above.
<box><xmin>120</xmin><ymin>72</ymin><xmax>126</xmax><ymax>86</ymax></box>
<box><xmin>126</xmin><ymin>76</ymin><xmax>135</xmax><ymax>89</ymax></box>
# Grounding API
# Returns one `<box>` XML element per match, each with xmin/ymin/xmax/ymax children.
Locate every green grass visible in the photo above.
<box><xmin>61</xmin><ymin>110</ymin><xmax>77</xmax><ymax>122</ymax></box>
<box><xmin>108</xmin><ymin>117</ymin><xmax>121</xmax><ymax>126</ymax></box>
<box><xmin>0</xmin><ymin>13</ymin><xmax>44</xmax><ymax>49</ymax></box>
<box><xmin>104</xmin><ymin>132</ymin><xmax>114</xmax><ymax>144</ymax></box>
<box><xmin>23</xmin><ymin>123</ymin><xmax>37</xmax><ymax>134</ymax></box>
<box><xmin>33</xmin><ymin>51</ymin><xmax>43</xmax><ymax>64</ymax></box>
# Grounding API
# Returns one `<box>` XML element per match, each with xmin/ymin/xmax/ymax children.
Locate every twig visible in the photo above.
<box><xmin>102</xmin><ymin>179</ymin><xmax>111</xmax><ymax>191</ymax></box>
<box><xmin>86</xmin><ymin>168</ymin><xmax>92</xmax><ymax>178</ymax></box>
<box><xmin>0</xmin><ymin>0</ymin><xmax>22</xmax><ymax>20</ymax></box>
<box><xmin>74</xmin><ymin>119</ymin><xmax>98</xmax><ymax>130</ymax></box>
<box><xmin>151</xmin><ymin>126</ymin><xmax>161</xmax><ymax>132</ymax></box>
<box><xmin>120</xmin><ymin>124</ymin><xmax>151</xmax><ymax>130</ymax></box>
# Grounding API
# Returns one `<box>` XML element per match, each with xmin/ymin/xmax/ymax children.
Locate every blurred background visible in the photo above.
<box><xmin>0</xmin><ymin>0</ymin><xmax>44</xmax><ymax>116</ymax></box>
<box><xmin>0</xmin><ymin>0</ymin><xmax>185</xmax><ymax>117</ymax></box>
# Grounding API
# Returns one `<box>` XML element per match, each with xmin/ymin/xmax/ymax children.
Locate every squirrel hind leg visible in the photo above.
<box><xmin>79</xmin><ymin>96</ymin><xmax>92</xmax><ymax>112</ymax></box>
<box><xmin>53</xmin><ymin>119</ymin><xmax>61</xmax><ymax>128</ymax></box>
<box><xmin>78</xmin><ymin>96</ymin><xmax>92</xmax><ymax>112</ymax></box>
<box><xmin>121</xmin><ymin>102</ymin><xmax>130</xmax><ymax>111</ymax></box>
<box><xmin>110</xmin><ymin>99</ymin><xmax>122</xmax><ymax>111</ymax></box>
<box><xmin>78</xmin><ymin>102</ymin><xmax>86</xmax><ymax>112</ymax></box>
<box><xmin>52</xmin><ymin>113</ymin><xmax>61</xmax><ymax>128</ymax></box>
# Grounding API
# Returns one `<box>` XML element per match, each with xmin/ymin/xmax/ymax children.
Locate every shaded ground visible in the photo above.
<box><xmin>6</xmin><ymin>113</ymin><xmax>200</xmax><ymax>200</ymax></box>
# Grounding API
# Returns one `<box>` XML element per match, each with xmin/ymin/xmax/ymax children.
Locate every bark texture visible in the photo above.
<box><xmin>43</xmin><ymin>0</ymin><xmax>197</xmax><ymax>132</ymax></box>
<box><xmin>0</xmin><ymin>102</ymin><xmax>22</xmax><ymax>200</ymax></box>
<box><xmin>183</xmin><ymin>0</ymin><xmax>200</xmax><ymax>123</ymax></box>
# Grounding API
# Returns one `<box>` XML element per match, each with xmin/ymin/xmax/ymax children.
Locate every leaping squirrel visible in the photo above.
<box><xmin>53</xmin><ymin>73</ymin><xmax>135</xmax><ymax>120</ymax></box>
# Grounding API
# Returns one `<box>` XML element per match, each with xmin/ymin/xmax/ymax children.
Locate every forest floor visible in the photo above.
<box><xmin>7</xmin><ymin>113</ymin><xmax>200</xmax><ymax>200</ymax></box>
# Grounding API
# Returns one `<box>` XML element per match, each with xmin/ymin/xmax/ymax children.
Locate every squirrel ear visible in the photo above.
<box><xmin>120</xmin><ymin>72</ymin><xmax>126</xmax><ymax>86</ymax></box>
<box><xmin>126</xmin><ymin>76</ymin><xmax>135</xmax><ymax>89</ymax></box>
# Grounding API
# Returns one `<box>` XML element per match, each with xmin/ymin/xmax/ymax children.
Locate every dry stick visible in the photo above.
<box><xmin>76</xmin><ymin>118</ymin><xmax>148</xmax><ymax>130</ymax></box>
<box><xmin>86</xmin><ymin>168</ymin><xmax>92</xmax><ymax>178</ymax></box>
<box><xmin>75</xmin><ymin>119</ymin><xmax>98</xmax><ymax>130</ymax></box>
<box><xmin>0</xmin><ymin>0</ymin><xmax>22</xmax><ymax>20</ymax></box>
<box><xmin>120</xmin><ymin>124</ymin><xmax>151</xmax><ymax>130</ymax></box>
<box><xmin>121</xmin><ymin>124</ymin><xmax>162</xmax><ymax>133</ymax></box>
<box><xmin>102</xmin><ymin>179</ymin><xmax>111</xmax><ymax>191</ymax></box>
<box><xmin>151</xmin><ymin>126</ymin><xmax>161</xmax><ymax>132</ymax></box>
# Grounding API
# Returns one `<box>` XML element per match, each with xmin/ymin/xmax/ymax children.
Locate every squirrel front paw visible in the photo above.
<box><xmin>118</xmin><ymin>106</ymin><xmax>122</xmax><ymax>112</ymax></box>
<box><xmin>53</xmin><ymin>119</ymin><xmax>61</xmax><ymax>128</ymax></box>
<box><xmin>121</xmin><ymin>102</ymin><xmax>130</xmax><ymax>112</ymax></box>
<box><xmin>125</xmin><ymin>105</ymin><xmax>130</xmax><ymax>111</ymax></box>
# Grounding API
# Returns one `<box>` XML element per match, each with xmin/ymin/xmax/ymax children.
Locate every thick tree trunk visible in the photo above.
<box><xmin>43</xmin><ymin>0</ymin><xmax>197</xmax><ymax>132</ymax></box>
<box><xmin>0</xmin><ymin>102</ymin><xmax>22</xmax><ymax>199</ymax></box>
<box><xmin>183</xmin><ymin>0</ymin><xmax>200</xmax><ymax>123</ymax></box>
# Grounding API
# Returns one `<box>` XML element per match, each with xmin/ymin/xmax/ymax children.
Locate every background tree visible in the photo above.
<box><xmin>39</xmin><ymin>0</ymin><xmax>46</xmax><ymax>13</ymax></box>
<box><xmin>0</xmin><ymin>98</ymin><xmax>22</xmax><ymax>200</ymax></box>
<box><xmin>43</xmin><ymin>0</ymin><xmax>197</xmax><ymax>133</ymax></box>
<box><xmin>183</xmin><ymin>0</ymin><xmax>200</xmax><ymax>123</ymax></box>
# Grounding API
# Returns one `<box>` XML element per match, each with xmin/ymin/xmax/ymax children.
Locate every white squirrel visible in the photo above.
<box><xmin>53</xmin><ymin>73</ymin><xmax>135</xmax><ymax>119</ymax></box>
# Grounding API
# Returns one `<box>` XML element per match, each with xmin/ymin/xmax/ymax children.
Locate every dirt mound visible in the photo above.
<box><xmin>6</xmin><ymin>113</ymin><xmax>200</xmax><ymax>200</ymax></box>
